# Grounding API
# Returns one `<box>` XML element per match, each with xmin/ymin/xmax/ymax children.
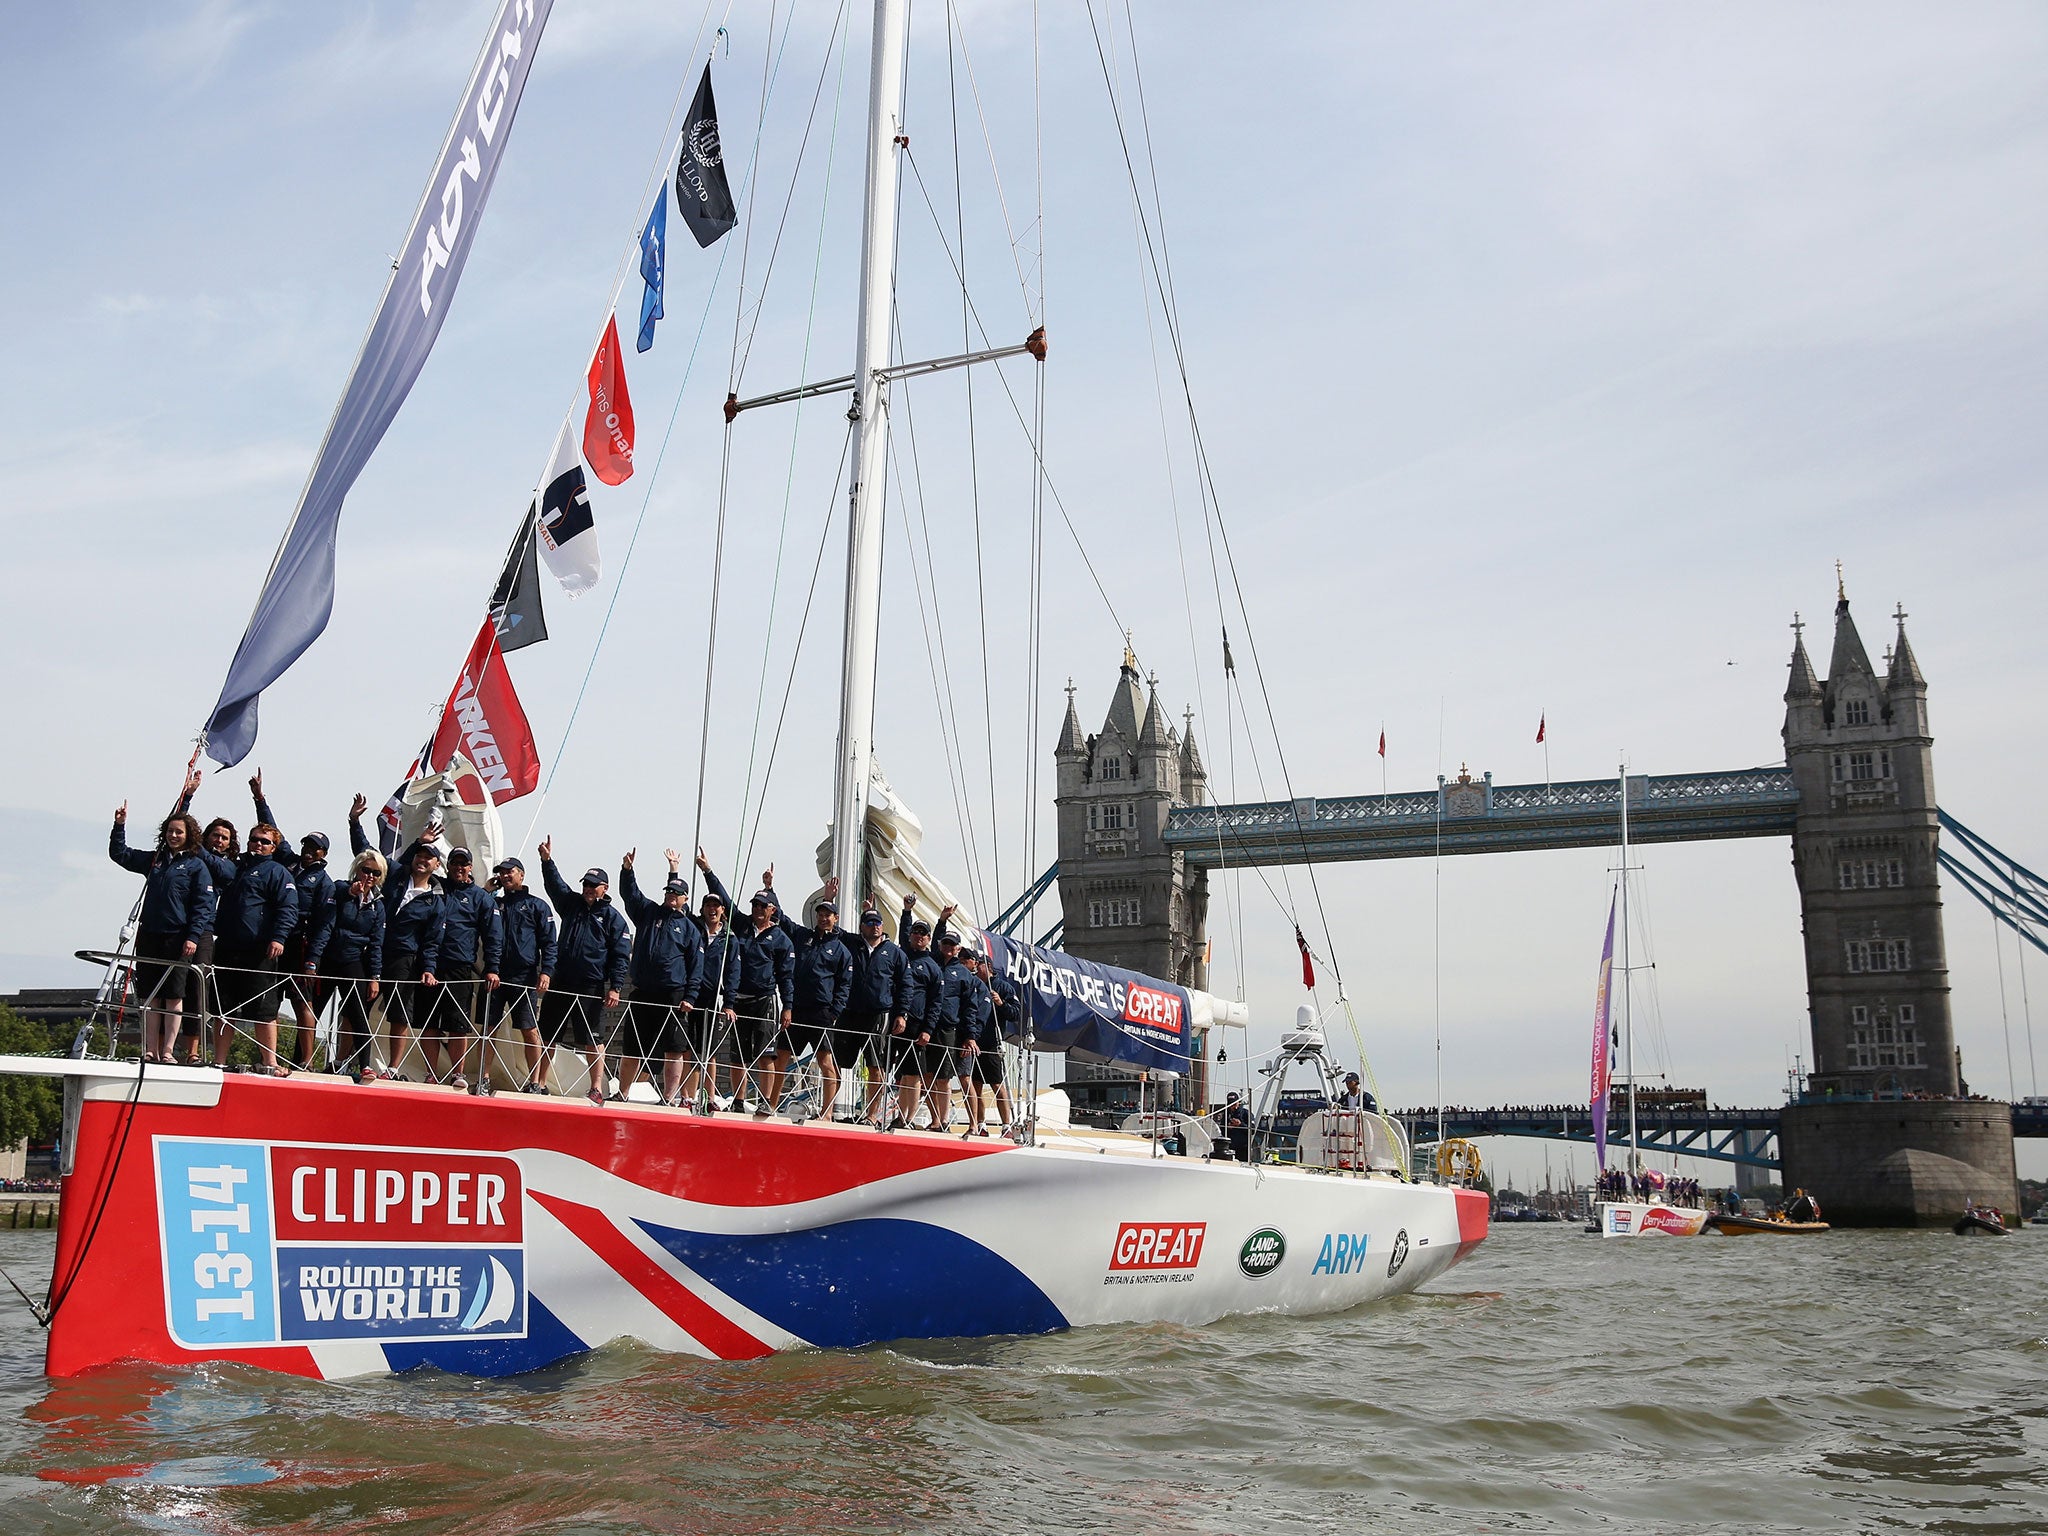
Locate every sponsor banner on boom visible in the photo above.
<box><xmin>982</xmin><ymin>933</ymin><xmax>1192</xmax><ymax>1076</ymax></box>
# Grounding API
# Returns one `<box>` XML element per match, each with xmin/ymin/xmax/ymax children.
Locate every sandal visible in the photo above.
<box><xmin>447</xmin><ymin>1074</ymin><xmax>468</xmax><ymax>1092</ymax></box>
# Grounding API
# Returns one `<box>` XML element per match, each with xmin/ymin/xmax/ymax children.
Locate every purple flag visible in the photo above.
<box><xmin>1590</xmin><ymin>892</ymin><xmax>1617</xmax><ymax>1170</ymax></box>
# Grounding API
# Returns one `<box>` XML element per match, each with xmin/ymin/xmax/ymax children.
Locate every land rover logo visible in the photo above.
<box><xmin>1387</xmin><ymin>1228</ymin><xmax>1410</xmax><ymax>1278</ymax></box>
<box><xmin>1238</xmin><ymin>1228</ymin><xmax>1286</xmax><ymax>1278</ymax></box>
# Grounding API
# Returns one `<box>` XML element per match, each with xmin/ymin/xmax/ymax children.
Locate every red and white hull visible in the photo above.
<box><xmin>20</xmin><ymin>1058</ymin><xmax>1487</xmax><ymax>1381</ymax></box>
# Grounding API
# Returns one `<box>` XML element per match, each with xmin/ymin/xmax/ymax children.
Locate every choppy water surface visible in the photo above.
<box><xmin>0</xmin><ymin>1223</ymin><xmax>2043</xmax><ymax>1533</ymax></box>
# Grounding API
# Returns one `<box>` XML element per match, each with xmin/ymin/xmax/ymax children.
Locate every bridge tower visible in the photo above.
<box><xmin>1053</xmin><ymin>646</ymin><xmax>1211</xmax><ymax>1114</ymax></box>
<box><xmin>1779</xmin><ymin>582</ymin><xmax>2017</xmax><ymax>1223</ymax></box>
<box><xmin>1782</xmin><ymin>587</ymin><xmax>1956</xmax><ymax>1097</ymax></box>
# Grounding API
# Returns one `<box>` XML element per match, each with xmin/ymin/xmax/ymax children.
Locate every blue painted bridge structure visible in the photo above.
<box><xmin>1163</xmin><ymin>766</ymin><xmax>1800</xmax><ymax>867</ymax></box>
<box><xmin>1385</xmin><ymin>1101</ymin><xmax>2048</xmax><ymax>1172</ymax></box>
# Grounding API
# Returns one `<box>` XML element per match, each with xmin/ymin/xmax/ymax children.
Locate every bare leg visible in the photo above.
<box><xmin>257</xmin><ymin>1017</ymin><xmax>281</xmax><ymax>1074</ymax></box>
<box><xmin>663</xmin><ymin>1052</ymin><xmax>687</xmax><ymax>1105</ymax></box>
<box><xmin>584</xmin><ymin>1045</ymin><xmax>607</xmax><ymax>1104</ymax></box>
<box><xmin>388</xmin><ymin>1027</ymin><xmax>412</xmax><ymax>1081</ymax></box>
<box><xmin>814</xmin><ymin>1052</ymin><xmax>838</xmax><ymax>1122</ymax></box>
<box><xmin>520</xmin><ymin>1027</ymin><xmax>543</xmax><ymax>1087</ymax></box>
<box><xmin>293</xmin><ymin>1001</ymin><xmax>319</xmax><ymax>1068</ymax></box>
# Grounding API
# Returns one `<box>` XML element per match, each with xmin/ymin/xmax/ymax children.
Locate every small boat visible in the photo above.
<box><xmin>1703</xmin><ymin>1211</ymin><xmax>1829</xmax><ymax>1236</ymax></box>
<box><xmin>1954</xmin><ymin>1204</ymin><xmax>2008</xmax><ymax>1236</ymax></box>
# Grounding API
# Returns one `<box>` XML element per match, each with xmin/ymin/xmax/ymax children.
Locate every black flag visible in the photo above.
<box><xmin>489</xmin><ymin>509</ymin><xmax>549</xmax><ymax>652</ymax></box>
<box><xmin>674</xmin><ymin>64</ymin><xmax>737</xmax><ymax>248</ymax></box>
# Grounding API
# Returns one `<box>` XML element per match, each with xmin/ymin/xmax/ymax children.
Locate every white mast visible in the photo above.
<box><xmin>830</xmin><ymin>0</ymin><xmax>910</xmax><ymax>902</ymax></box>
<box><xmin>1619</xmin><ymin>761</ymin><xmax>1640</xmax><ymax>1170</ymax></box>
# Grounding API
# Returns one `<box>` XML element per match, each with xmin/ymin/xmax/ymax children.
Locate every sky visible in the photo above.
<box><xmin>3</xmin><ymin>2</ymin><xmax>2045</xmax><ymax>1180</ymax></box>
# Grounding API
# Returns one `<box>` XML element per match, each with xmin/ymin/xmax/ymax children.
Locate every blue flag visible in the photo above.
<box><xmin>202</xmin><ymin>0</ymin><xmax>557</xmax><ymax>769</ymax></box>
<box><xmin>636</xmin><ymin>191</ymin><xmax>666</xmax><ymax>353</ymax></box>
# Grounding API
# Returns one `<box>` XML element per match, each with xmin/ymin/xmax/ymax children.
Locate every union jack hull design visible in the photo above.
<box><xmin>27</xmin><ymin>1062</ymin><xmax>1488</xmax><ymax>1381</ymax></box>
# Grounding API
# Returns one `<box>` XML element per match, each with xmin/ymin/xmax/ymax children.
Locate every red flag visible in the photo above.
<box><xmin>430</xmin><ymin>618</ymin><xmax>542</xmax><ymax>805</ymax></box>
<box><xmin>1377</xmin><ymin>728</ymin><xmax>1386</xmax><ymax>758</ymax></box>
<box><xmin>1295</xmin><ymin>925</ymin><xmax>1315</xmax><ymax>990</ymax></box>
<box><xmin>583</xmin><ymin>314</ymin><xmax>635</xmax><ymax>485</ymax></box>
<box><xmin>1536</xmin><ymin>713</ymin><xmax>1546</xmax><ymax>745</ymax></box>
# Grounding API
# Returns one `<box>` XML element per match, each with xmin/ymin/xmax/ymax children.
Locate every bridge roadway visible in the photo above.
<box><xmin>1385</xmin><ymin>1101</ymin><xmax>2048</xmax><ymax>1172</ymax></box>
<box><xmin>1164</xmin><ymin>766</ymin><xmax>1800</xmax><ymax>867</ymax></box>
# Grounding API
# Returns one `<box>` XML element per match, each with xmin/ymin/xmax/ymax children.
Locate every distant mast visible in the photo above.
<box><xmin>1619</xmin><ymin>763</ymin><xmax>1640</xmax><ymax>1171</ymax></box>
<box><xmin>828</xmin><ymin>0</ymin><xmax>909</xmax><ymax>901</ymax></box>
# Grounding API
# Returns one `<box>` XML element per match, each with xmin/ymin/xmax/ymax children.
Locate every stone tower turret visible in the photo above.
<box><xmin>1783</xmin><ymin>587</ymin><xmax>1956</xmax><ymax>1097</ymax></box>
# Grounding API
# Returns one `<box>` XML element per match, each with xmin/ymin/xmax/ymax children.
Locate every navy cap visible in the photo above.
<box><xmin>1345</xmin><ymin>1072</ymin><xmax>1360</xmax><ymax>1083</ymax></box>
<box><xmin>701</xmin><ymin>890</ymin><xmax>727</xmax><ymax>908</ymax></box>
<box><xmin>909</xmin><ymin>919</ymin><xmax>931</xmax><ymax>935</ymax></box>
<box><xmin>665</xmin><ymin>876</ymin><xmax>690</xmax><ymax>895</ymax></box>
<box><xmin>859</xmin><ymin>910</ymin><xmax>883</xmax><ymax>926</ymax></box>
<box><xmin>750</xmin><ymin>890</ymin><xmax>775</xmax><ymax>908</ymax></box>
<box><xmin>814</xmin><ymin>899</ymin><xmax>838</xmax><ymax>915</ymax></box>
<box><xmin>494</xmin><ymin>856</ymin><xmax>524</xmax><ymax>874</ymax></box>
<box><xmin>582</xmin><ymin>867</ymin><xmax>608</xmax><ymax>886</ymax></box>
<box><xmin>300</xmin><ymin>831</ymin><xmax>330</xmax><ymax>853</ymax></box>
<box><xmin>447</xmin><ymin>847</ymin><xmax>473</xmax><ymax>867</ymax></box>
<box><xmin>937</xmin><ymin>930</ymin><xmax>960</xmax><ymax>946</ymax></box>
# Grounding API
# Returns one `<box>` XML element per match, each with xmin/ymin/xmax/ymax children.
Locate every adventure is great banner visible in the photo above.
<box><xmin>982</xmin><ymin>933</ymin><xmax>1193</xmax><ymax>1077</ymax></box>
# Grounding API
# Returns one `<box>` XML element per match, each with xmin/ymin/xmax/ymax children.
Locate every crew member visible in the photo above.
<box><xmin>765</xmin><ymin>874</ymin><xmax>853</xmax><ymax>1123</ymax></box>
<box><xmin>955</xmin><ymin>947</ymin><xmax>995</xmax><ymax>1136</ymax></box>
<box><xmin>423</xmin><ymin>848</ymin><xmax>501</xmax><ymax>1092</ymax></box>
<box><xmin>538</xmin><ymin>839</ymin><xmax>630</xmax><ymax>1104</ymax></box>
<box><xmin>377</xmin><ymin>838</ymin><xmax>446</xmax><ymax>1081</ymax></box>
<box><xmin>895</xmin><ymin>897</ymin><xmax>948</xmax><ymax>1129</ymax></box>
<box><xmin>246</xmin><ymin>770</ymin><xmax>335</xmax><ymax>1070</ymax></box>
<box><xmin>699</xmin><ymin>861</ymin><xmax>795</xmax><ymax>1116</ymax></box>
<box><xmin>487</xmin><ymin>857</ymin><xmax>556</xmax><ymax>1094</ymax></box>
<box><xmin>210</xmin><ymin>822</ymin><xmax>300</xmax><ymax>1074</ymax></box>
<box><xmin>929</xmin><ymin>925</ymin><xmax>976</xmax><ymax>1132</ymax></box>
<box><xmin>109</xmin><ymin>803</ymin><xmax>215</xmax><ymax>1064</ymax></box>
<box><xmin>618</xmin><ymin>848</ymin><xmax>705</xmax><ymax>1106</ymax></box>
<box><xmin>325</xmin><ymin>852</ymin><xmax>388</xmax><ymax>1078</ymax></box>
<box><xmin>1223</xmin><ymin>1091</ymin><xmax>1250</xmax><ymax>1163</ymax></box>
<box><xmin>688</xmin><ymin>865</ymin><xmax>738</xmax><ymax>1112</ymax></box>
<box><xmin>186</xmin><ymin>815</ymin><xmax>241</xmax><ymax>1061</ymax></box>
<box><xmin>968</xmin><ymin>951</ymin><xmax>1020</xmax><ymax>1137</ymax></box>
<box><xmin>846</xmin><ymin>904</ymin><xmax>907</xmax><ymax>1124</ymax></box>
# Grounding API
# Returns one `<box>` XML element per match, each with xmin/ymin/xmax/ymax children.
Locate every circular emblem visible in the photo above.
<box><xmin>686</xmin><ymin>119</ymin><xmax>723</xmax><ymax>170</ymax></box>
<box><xmin>1386</xmin><ymin>1228</ymin><xmax>1410</xmax><ymax>1278</ymax></box>
<box><xmin>1238</xmin><ymin>1227</ymin><xmax>1286</xmax><ymax>1279</ymax></box>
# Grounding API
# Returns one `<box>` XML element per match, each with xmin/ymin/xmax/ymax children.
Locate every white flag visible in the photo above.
<box><xmin>533</xmin><ymin>421</ymin><xmax>600</xmax><ymax>597</ymax></box>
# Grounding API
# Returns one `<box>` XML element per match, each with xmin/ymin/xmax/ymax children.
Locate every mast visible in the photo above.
<box><xmin>830</xmin><ymin>0</ymin><xmax>910</xmax><ymax>903</ymax></box>
<box><xmin>1620</xmin><ymin>762</ymin><xmax>1640</xmax><ymax>1171</ymax></box>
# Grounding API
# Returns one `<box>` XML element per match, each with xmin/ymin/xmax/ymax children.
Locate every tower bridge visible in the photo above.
<box><xmin>1032</xmin><ymin>589</ymin><xmax>2034</xmax><ymax>1224</ymax></box>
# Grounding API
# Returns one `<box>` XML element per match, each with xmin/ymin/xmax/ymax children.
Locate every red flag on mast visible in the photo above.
<box><xmin>583</xmin><ymin>314</ymin><xmax>636</xmax><ymax>485</ymax></box>
<box><xmin>1377</xmin><ymin>728</ymin><xmax>1386</xmax><ymax>758</ymax></box>
<box><xmin>429</xmin><ymin>618</ymin><xmax>542</xmax><ymax>805</ymax></box>
<box><xmin>1294</xmin><ymin>925</ymin><xmax>1315</xmax><ymax>989</ymax></box>
<box><xmin>1536</xmin><ymin>713</ymin><xmax>1546</xmax><ymax>744</ymax></box>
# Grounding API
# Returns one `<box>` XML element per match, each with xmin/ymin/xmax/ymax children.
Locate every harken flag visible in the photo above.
<box><xmin>534</xmin><ymin>422</ymin><xmax>600</xmax><ymax>596</ymax></box>
<box><xmin>674</xmin><ymin>64</ymin><xmax>737</xmax><ymax>247</ymax></box>
<box><xmin>583</xmin><ymin>314</ymin><xmax>635</xmax><ymax>484</ymax></box>
<box><xmin>430</xmin><ymin>618</ymin><xmax>541</xmax><ymax>805</ymax></box>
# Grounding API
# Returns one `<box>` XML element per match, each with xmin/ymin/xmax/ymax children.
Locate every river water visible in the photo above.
<box><xmin>0</xmin><ymin>1222</ymin><xmax>2042</xmax><ymax>1534</ymax></box>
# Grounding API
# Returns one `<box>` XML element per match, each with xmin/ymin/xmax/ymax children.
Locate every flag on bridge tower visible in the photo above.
<box><xmin>1536</xmin><ymin>713</ymin><xmax>1546</xmax><ymax>745</ymax></box>
<box><xmin>1377</xmin><ymin>727</ymin><xmax>1386</xmax><ymax>758</ymax></box>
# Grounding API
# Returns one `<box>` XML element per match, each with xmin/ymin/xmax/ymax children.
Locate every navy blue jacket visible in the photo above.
<box><xmin>385</xmin><ymin>883</ymin><xmax>446</xmax><ymax>972</ymax></box>
<box><xmin>214</xmin><ymin>851</ymin><xmax>301</xmax><ymax>951</ymax></box>
<box><xmin>496</xmin><ymin>888</ymin><xmax>559</xmax><ymax>982</ymax></box>
<box><xmin>988</xmin><ymin>971</ymin><xmax>1022</xmax><ymax>1046</ymax></box>
<box><xmin>251</xmin><ymin>794</ymin><xmax>336</xmax><ymax>960</ymax></box>
<box><xmin>935</xmin><ymin>956</ymin><xmax>977</xmax><ymax>1033</ymax></box>
<box><xmin>620</xmin><ymin>867</ymin><xmax>705</xmax><ymax>996</ymax></box>
<box><xmin>897</xmin><ymin>912</ymin><xmax>944</xmax><ymax>1037</ymax></box>
<box><xmin>702</xmin><ymin>866</ymin><xmax>794</xmax><ymax>1002</ymax></box>
<box><xmin>848</xmin><ymin>932</ymin><xmax>907</xmax><ymax>1017</ymax></box>
<box><xmin>326</xmin><ymin>889</ymin><xmax>386</xmax><ymax>976</ymax></box>
<box><xmin>437</xmin><ymin>878</ymin><xmax>504</xmax><ymax>973</ymax></box>
<box><xmin>768</xmin><ymin>890</ymin><xmax>853</xmax><ymax>1023</ymax></box>
<box><xmin>109</xmin><ymin>825</ymin><xmax>216</xmax><ymax>943</ymax></box>
<box><xmin>694</xmin><ymin>926</ymin><xmax>740</xmax><ymax>1008</ymax></box>
<box><xmin>541</xmin><ymin>859</ymin><xmax>631</xmax><ymax>992</ymax></box>
<box><xmin>962</xmin><ymin>971</ymin><xmax>998</xmax><ymax>1049</ymax></box>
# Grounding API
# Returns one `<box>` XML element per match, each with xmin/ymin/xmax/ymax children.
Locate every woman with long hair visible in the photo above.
<box><xmin>324</xmin><ymin>851</ymin><xmax>388</xmax><ymax>1080</ymax></box>
<box><xmin>108</xmin><ymin>805</ymin><xmax>215</xmax><ymax>1063</ymax></box>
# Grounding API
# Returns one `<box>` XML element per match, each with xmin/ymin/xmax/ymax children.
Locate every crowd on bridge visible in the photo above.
<box><xmin>107</xmin><ymin>771</ymin><xmax>1026</xmax><ymax>1133</ymax></box>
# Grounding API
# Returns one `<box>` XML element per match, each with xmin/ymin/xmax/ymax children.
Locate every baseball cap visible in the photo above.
<box><xmin>815</xmin><ymin>899</ymin><xmax>838</xmax><ymax>915</ymax></box>
<box><xmin>860</xmin><ymin>910</ymin><xmax>883</xmax><ymax>926</ymax></box>
<box><xmin>665</xmin><ymin>876</ymin><xmax>690</xmax><ymax>895</ymax></box>
<box><xmin>909</xmin><ymin>918</ymin><xmax>931</xmax><ymax>935</ymax></box>
<box><xmin>300</xmin><ymin>831</ymin><xmax>330</xmax><ymax>853</ymax></box>
<box><xmin>701</xmin><ymin>890</ymin><xmax>727</xmax><ymax>908</ymax></box>
<box><xmin>494</xmin><ymin>856</ymin><xmax>525</xmax><ymax>874</ymax></box>
<box><xmin>582</xmin><ymin>867</ymin><xmax>608</xmax><ymax>886</ymax></box>
<box><xmin>750</xmin><ymin>890</ymin><xmax>775</xmax><ymax>908</ymax></box>
<box><xmin>447</xmin><ymin>847</ymin><xmax>473</xmax><ymax>867</ymax></box>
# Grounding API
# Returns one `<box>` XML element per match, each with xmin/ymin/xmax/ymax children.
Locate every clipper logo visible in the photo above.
<box><xmin>1610</xmin><ymin>1208</ymin><xmax>1635</xmax><ymax>1234</ymax></box>
<box><xmin>1386</xmin><ymin>1228</ymin><xmax>1409</xmax><ymax>1278</ymax></box>
<box><xmin>1105</xmin><ymin>1222</ymin><xmax>1206</xmax><ymax>1285</ymax></box>
<box><xmin>155</xmin><ymin>1139</ymin><xmax>527</xmax><ymax>1349</ymax></box>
